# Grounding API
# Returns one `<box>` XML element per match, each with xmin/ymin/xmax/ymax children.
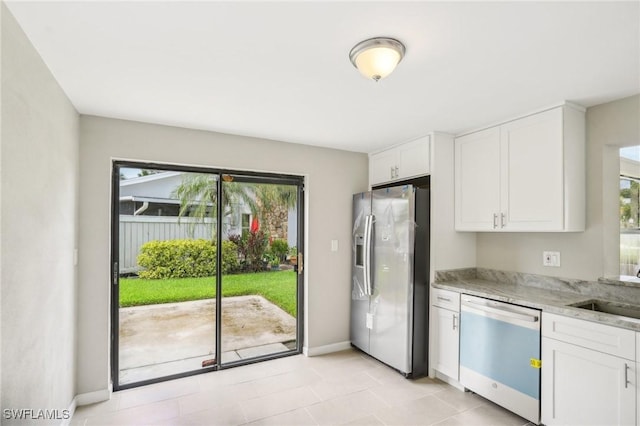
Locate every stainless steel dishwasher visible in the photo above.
<box><xmin>459</xmin><ymin>294</ymin><xmax>541</xmax><ymax>424</ymax></box>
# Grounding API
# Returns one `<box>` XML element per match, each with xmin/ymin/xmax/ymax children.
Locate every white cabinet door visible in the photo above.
<box><xmin>369</xmin><ymin>149</ymin><xmax>397</xmax><ymax>185</ymax></box>
<box><xmin>454</xmin><ymin>127</ymin><xmax>501</xmax><ymax>231</ymax></box>
<box><xmin>454</xmin><ymin>104</ymin><xmax>584</xmax><ymax>232</ymax></box>
<box><xmin>397</xmin><ymin>136</ymin><xmax>430</xmax><ymax>180</ymax></box>
<box><xmin>370</xmin><ymin>136</ymin><xmax>431</xmax><ymax>186</ymax></box>
<box><xmin>501</xmin><ymin>107</ymin><xmax>564</xmax><ymax>231</ymax></box>
<box><xmin>541</xmin><ymin>337</ymin><xmax>635</xmax><ymax>426</ymax></box>
<box><xmin>432</xmin><ymin>306</ymin><xmax>459</xmax><ymax>380</ymax></box>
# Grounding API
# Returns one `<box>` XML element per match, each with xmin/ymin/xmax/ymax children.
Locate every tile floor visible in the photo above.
<box><xmin>72</xmin><ymin>349</ymin><xmax>533</xmax><ymax>426</ymax></box>
<box><xmin>121</xmin><ymin>343</ymin><xmax>291</xmax><ymax>385</ymax></box>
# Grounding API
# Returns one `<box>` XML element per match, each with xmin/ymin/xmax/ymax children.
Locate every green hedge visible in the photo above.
<box><xmin>137</xmin><ymin>239</ymin><xmax>239</xmax><ymax>279</ymax></box>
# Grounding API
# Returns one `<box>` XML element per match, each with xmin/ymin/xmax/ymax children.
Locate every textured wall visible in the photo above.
<box><xmin>1</xmin><ymin>2</ymin><xmax>79</xmax><ymax>419</ymax></box>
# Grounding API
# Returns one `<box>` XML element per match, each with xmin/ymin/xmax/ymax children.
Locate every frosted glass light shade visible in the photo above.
<box><xmin>349</xmin><ymin>38</ymin><xmax>405</xmax><ymax>82</ymax></box>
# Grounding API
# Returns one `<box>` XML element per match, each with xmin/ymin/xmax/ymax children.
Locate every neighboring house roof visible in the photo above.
<box><xmin>621</xmin><ymin>157</ymin><xmax>640</xmax><ymax>180</ymax></box>
<box><xmin>120</xmin><ymin>195</ymin><xmax>181</xmax><ymax>205</ymax></box>
<box><xmin>120</xmin><ymin>171</ymin><xmax>183</xmax><ymax>187</ymax></box>
<box><xmin>120</xmin><ymin>171</ymin><xmax>187</xmax><ymax>201</ymax></box>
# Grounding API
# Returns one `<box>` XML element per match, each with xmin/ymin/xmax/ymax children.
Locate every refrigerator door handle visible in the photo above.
<box><xmin>363</xmin><ymin>214</ymin><xmax>374</xmax><ymax>296</ymax></box>
<box><xmin>368</xmin><ymin>214</ymin><xmax>374</xmax><ymax>295</ymax></box>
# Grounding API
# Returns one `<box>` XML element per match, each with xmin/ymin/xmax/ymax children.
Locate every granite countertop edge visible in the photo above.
<box><xmin>432</xmin><ymin>278</ymin><xmax>640</xmax><ymax>333</ymax></box>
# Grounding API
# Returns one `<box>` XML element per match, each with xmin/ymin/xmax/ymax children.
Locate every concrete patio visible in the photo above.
<box><xmin>118</xmin><ymin>295</ymin><xmax>296</xmax><ymax>385</ymax></box>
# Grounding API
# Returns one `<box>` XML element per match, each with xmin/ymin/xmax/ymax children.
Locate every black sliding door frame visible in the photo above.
<box><xmin>110</xmin><ymin>160</ymin><xmax>305</xmax><ymax>390</ymax></box>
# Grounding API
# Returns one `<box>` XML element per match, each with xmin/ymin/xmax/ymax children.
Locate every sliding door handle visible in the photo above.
<box><xmin>297</xmin><ymin>253</ymin><xmax>303</xmax><ymax>275</ymax></box>
<box><xmin>112</xmin><ymin>262</ymin><xmax>119</xmax><ymax>286</ymax></box>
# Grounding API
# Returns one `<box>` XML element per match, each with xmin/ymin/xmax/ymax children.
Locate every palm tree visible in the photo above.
<box><xmin>173</xmin><ymin>173</ymin><xmax>297</xmax><ymax>241</ymax></box>
<box><xmin>171</xmin><ymin>174</ymin><xmax>257</xmax><ymax>240</ymax></box>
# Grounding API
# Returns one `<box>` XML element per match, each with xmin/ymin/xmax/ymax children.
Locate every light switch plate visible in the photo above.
<box><xmin>331</xmin><ymin>240</ymin><xmax>338</xmax><ymax>252</ymax></box>
<box><xmin>366</xmin><ymin>313</ymin><xmax>373</xmax><ymax>329</ymax></box>
<box><xmin>543</xmin><ymin>251</ymin><xmax>561</xmax><ymax>267</ymax></box>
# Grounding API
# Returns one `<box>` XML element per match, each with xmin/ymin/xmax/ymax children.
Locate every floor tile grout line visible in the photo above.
<box><xmin>431</xmin><ymin>389</ymin><xmax>491</xmax><ymax>414</ymax></box>
<box><xmin>237</xmin><ymin>401</ymin><xmax>249</xmax><ymax>426</ymax></box>
<box><xmin>240</xmin><ymin>384</ymin><xmax>319</xmax><ymax>424</ymax></box>
<box><xmin>307</xmin><ymin>382</ymin><xmax>323</xmax><ymax>403</ymax></box>
<box><xmin>303</xmin><ymin>406</ymin><xmax>320</xmax><ymax>426</ymax></box>
<box><xmin>426</xmin><ymin>391</ymin><xmax>465</xmax><ymax>414</ymax></box>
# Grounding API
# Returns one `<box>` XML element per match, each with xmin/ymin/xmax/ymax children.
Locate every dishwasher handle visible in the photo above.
<box><xmin>462</xmin><ymin>298</ymin><xmax>540</xmax><ymax>323</ymax></box>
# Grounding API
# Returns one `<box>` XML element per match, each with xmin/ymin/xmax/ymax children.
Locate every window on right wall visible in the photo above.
<box><xmin>619</xmin><ymin>146</ymin><xmax>640</xmax><ymax>276</ymax></box>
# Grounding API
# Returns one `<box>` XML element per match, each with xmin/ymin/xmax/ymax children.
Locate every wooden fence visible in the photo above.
<box><xmin>119</xmin><ymin>215</ymin><xmax>215</xmax><ymax>274</ymax></box>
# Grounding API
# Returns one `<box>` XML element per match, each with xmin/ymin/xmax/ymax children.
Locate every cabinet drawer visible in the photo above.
<box><xmin>432</xmin><ymin>289</ymin><xmax>460</xmax><ymax>312</ymax></box>
<box><xmin>542</xmin><ymin>312</ymin><xmax>635</xmax><ymax>360</ymax></box>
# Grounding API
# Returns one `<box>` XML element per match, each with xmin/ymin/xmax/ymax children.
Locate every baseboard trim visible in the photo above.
<box><xmin>434</xmin><ymin>370</ymin><xmax>465</xmax><ymax>391</ymax></box>
<box><xmin>75</xmin><ymin>386</ymin><xmax>112</xmax><ymax>406</ymax></box>
<box><xmin>60</xmin><ymin>396</ymin><xmax>77</xmax><ymax>426</ymax></box>
<box><xmin>303</xmin><ymin>341</ymin><xmax>352</xmax><ymax>357</ymax></box>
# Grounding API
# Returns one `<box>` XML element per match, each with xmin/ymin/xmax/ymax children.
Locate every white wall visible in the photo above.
<box><xmin>1</xmin><ymin>2</ymin><xmax>79</xmax><ymax>418</ymax></box>
<box><xmin>430</xmin><ymin>132</ymin><xmax>476</xmax><ymax>275</ymax></box>
<box><xmin>77</xmin><ymin>116</ymin><xmax>368</xmax><ymax>395</ymax></box>
<box><xmin>1</xmin><ymin>2</ymin><xmax>4</xmax><ymax>410</ymax></box>
<box><xmin>476</xmin><ymin>95</ymin><xmax>640</xmax><ymax>280</ymax></box>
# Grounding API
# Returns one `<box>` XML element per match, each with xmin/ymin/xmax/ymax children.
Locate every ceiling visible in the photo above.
<box><xmin>5</xmin><ymin>1</ymin><xmax>639</xmax><ymax>154</ymax></box>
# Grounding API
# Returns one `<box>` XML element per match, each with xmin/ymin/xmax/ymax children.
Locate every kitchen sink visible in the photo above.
<box><xmin>569</xmin><ymin>299</ymin><xmax>640</xmax><ymax>320</ymax></box>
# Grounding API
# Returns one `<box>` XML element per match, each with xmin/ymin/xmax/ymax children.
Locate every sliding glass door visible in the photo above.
<box><xmin>111</xmin><ymin>163</ymin><xmax>304</xmax><ymax>389</ymax></box>
<box><xmin>220</xmin><ymin>175</ymin><xmax>302</xmax><ymax>365</ymax></box>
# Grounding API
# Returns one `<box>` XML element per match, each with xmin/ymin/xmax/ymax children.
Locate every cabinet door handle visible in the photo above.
<box><xmin>624</xmin><ymin>363</ymin><xmax>630</xmax><ymax>388</ymax></box>
<box><xmin>500</xmin><ymin>212</ymin><xmax>506</xmax><ymax>228</ymax></box>
<box><xmin>390</xmin><ymin>166</ymin><xmax>395</xmax><ymax>179</ymax></box>
<box><xmin>394</xmin><ymin>166</ymin><xmax>399</xmax><ymax>178</ymax></box>
<box><xmin>452</xmin><ymin>314</ymin><xmax>458</xmax><ymax>331</ymax></box>
<box><xmin>437</xmin><ymin>296</ymin><xmax>451</xmax><ymax>302</ymax></box>
<box><xmin>493</xmin><ymin>214</ymin><xmax>498</xmax><ymax>229</ymax></box>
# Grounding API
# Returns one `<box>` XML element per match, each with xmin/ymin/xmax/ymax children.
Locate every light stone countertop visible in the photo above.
<box><xmin>433</xmin><ymin>273</ymin><xmax>640</xmax><ymax>332</ymax></box>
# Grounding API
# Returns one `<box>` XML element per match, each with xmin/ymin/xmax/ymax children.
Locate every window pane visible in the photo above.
<box><xmin>620</xmin><ymin>147</ymin><xmax>640</xmax><ymax>276</ymax></box>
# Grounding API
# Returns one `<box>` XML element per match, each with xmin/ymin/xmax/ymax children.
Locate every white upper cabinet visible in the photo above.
<box><xmin>454</xmin><ymin>127</ymin><xmax>501</xmax><ymax>230</ymax></box>
<box><xmin>369</xmin><ymin>136</ymin><xmax>431</xmax><ymax>186</ymax></box>
<box><xmin>370</xmin><ymin>149</ymin><xmax>399</xmax><ymax>186</ymax></box>
<box><xmin>454</xmin><ymin>104</ymin><xmax>585</xmax><ymax>232</ymax></box>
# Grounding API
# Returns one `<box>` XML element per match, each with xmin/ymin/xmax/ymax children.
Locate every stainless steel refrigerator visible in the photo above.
<box><xmin>351</xmin><ymin>184</ymin><xmax>430</xmax><ymax>378</ymax></box>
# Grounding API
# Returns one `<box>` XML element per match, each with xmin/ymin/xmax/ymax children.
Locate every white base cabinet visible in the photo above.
<box><xmin>431</xmin><ymin>289</ymin><xmax>460</xmax><ymax>380</ymax></box>
<box><xmin>541</xmin><ymin>337</ymin><xmax>635</xmax><ymax>426</ymax></box>
<box><xmin>541</xmin><ymin>313</ymin><xmax>636</xmax><ymax>426</ymax></box>
<box><xmin>369</xmin><ymin>136</ymin><xmax>430</xmax><ymax>186</ymax></box>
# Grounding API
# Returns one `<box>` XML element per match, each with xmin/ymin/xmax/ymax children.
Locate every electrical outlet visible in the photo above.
<box><xmin>543</xmin><ymin>251</ymin><xmax>561</xmax><ymax>267</ymax></box>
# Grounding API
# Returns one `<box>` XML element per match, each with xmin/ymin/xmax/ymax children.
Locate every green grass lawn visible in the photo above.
<box><xmin>119</xmin><ymin>270</ymin><xmax>297</xmax><ymax>316</ymax></box>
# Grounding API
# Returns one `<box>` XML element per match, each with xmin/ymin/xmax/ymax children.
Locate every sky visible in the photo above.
<box><xmin>620</xmin><ymin>146</ymin><xmax>640</xmax><ymax>161</ymax></box>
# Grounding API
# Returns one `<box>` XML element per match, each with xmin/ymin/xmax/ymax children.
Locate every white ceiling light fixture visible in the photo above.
<box><xmin>349</xmin><ymin>37</ymin><xmax>406</xmax><ymax>82</ymax></box>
